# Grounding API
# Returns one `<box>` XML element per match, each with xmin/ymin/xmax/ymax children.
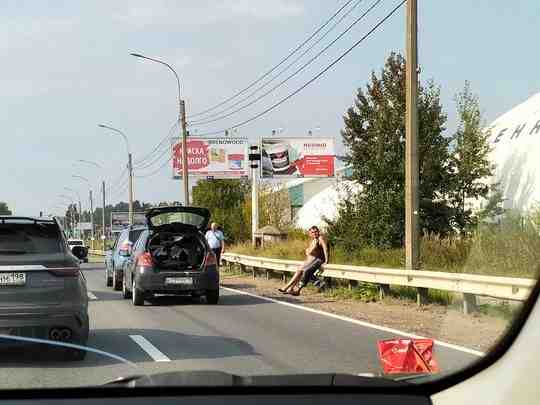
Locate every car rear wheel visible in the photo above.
<box><xmin>122</xmin><ymin>274</ymin><xmax>131</xmax><ymax>299</ymax></box>
<box><xmin>132</xmin><ymin>279</ymin><xmax>144</xmax><ymax>306</ymax></box>
<box><xmin>205</xmin><ymin>289</ymin><xmax>219</xmax><ymax>305</ymax></box>
<box><xmin>113</xmin><ymin>269</ymin><xmax>122</xmax><ymax>291</ymax></box>
<box><xmin>106</xmin><ymin>269</ymin><xmax>112</xmax><ymax>287</ymax></box>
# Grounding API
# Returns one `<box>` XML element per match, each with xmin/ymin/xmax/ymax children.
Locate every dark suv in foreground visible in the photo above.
<box><xmin>0</xmin><ymin>216</ymin><xmax>89</xmax><ymax>360</ymax></box>
<box><xmin>122</xmin><ymin>206</ymin><xmax>219</xmax><ymax>305</ymax></box>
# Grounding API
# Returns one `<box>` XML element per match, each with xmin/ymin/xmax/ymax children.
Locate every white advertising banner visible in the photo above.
<box><xmin>110</xmin><ymin>212</ymin><xmax>146</xmax><ymax>233</ymax></box>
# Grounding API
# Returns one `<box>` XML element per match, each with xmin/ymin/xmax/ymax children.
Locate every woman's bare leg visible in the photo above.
<box><xmin>280</xmin><ymin>269</ymin><xmax>303</xmax><ymax>292</ymax></box>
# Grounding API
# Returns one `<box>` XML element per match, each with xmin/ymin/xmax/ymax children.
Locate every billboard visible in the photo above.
<box><xmin>110</xmin><ymin>212</ymin><xmax>146</xmax><ymax>233</ymax></box>
<box><xmin>172</xmin><ymin>137</ymin><xmax>249</xmax><ymax>179</ymax></box>
<box><xmin>76</xmin><ymin>222</ymin><xmax>93</xmax><ymax>231</ymax></box>
<box><xmin>260</xmin><ymin>137</ymin><xmax>335</xmax><ymax>178</ymax></box>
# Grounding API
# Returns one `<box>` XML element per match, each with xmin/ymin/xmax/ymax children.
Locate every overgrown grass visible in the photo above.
<box><xmin>229</xmin><ymin>224</ymin><xmax>540</xmax><ymax>278</ymax></box>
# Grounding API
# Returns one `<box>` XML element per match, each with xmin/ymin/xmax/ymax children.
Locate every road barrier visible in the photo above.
<box><xmin>221</xmin><ymin>253</ymin><xmax>536</xmax><ymax>314</ymax></box>
<box><xmin>88</xmin><ymin>249</ymin><xmax>536</xmax><ymax>313</ymax></box>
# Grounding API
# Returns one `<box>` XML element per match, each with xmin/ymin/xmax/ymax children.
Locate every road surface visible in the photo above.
<box><xmin>0</xmin><ymin>263</ymin><xmax>480</xmax><ymax>389</ymax></box>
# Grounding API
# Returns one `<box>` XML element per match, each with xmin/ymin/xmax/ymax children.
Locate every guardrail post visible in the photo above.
<box><xmin>416</xmin><ymin>287</ymin><xmax>428</xmax><ymax>306</ymax></box>
<box><xmin>266</xmin><ymin>269</ymin><xmax>270</xmax><ymax>280</ymax></box>
<box><xmin>463</xmin><ymin>293</ymin><xmax>478</xmax><ymax>315</ymax></box>
<box><xmin>252</xmin><ymin>267</ymin><xmax>256</xmax><ymax>279</ymax></box>
<box><xmin>379</xmin><ymin>284</ymin><xmax>391</xmax><ymax>300</ymax></box>
<box><xmin>348</xmin><ymin>280</ymin><xmax>358</xmax><ymax>290</ymax></box>
<box><xmin>240</xmin><ymin>264</ymin><xmax>246</xmax><ymax>274</ymax></box>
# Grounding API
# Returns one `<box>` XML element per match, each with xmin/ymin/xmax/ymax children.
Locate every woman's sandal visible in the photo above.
<box><xmin>278</xmin><ymin>288</ymin><xmax>288</xmax><ymax>294</ymax></box>
<box><xmin>289</xmin><ymin>290</ymin><xmax>300</xmax><ymax>296</ymax></box>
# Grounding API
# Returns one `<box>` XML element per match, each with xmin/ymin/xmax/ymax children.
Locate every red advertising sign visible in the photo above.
<box><xmin>172</xmin><ymin>138</ymin><xmax>249</xmax><ymax>179</ymax></box>
<box><xmin>261</xmin><ymin>137</ymin><xmax>335</xmax><ymax>178</ymax></box>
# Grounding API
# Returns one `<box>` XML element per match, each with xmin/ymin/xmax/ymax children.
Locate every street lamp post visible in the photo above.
<box><xmin>76</xmin><ymin>160</ymin><xmax>107</xmax><ymax>250</ymax></box>
<box><xmin>130</xmin><ymin>52</ymin><xmax>189</xmax><ymax>205</ymax></box>
<box><xmin>98</xmin><ymin>124</ymin><xmax>134</xmax><ymax>224</ymax></box>
<box><xmin>72</xmin><ymin>175</ymin><xmax>94</xmax><ymax>241</ymax></box>
<box><xmin>62</xmin><ymin>189</ymin><xmax>81</xmax><ymax>237</ymax></box>
<box><xmin>59</xmin><ymin>195</ymin><xmax>76</xmax><ymax>237</ymax></box>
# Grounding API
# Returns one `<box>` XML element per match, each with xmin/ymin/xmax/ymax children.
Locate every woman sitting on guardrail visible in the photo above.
<box><xmin>278</xmin><ymin>226</ymin><xmax>328</xmax><ymax>296</ymax></box>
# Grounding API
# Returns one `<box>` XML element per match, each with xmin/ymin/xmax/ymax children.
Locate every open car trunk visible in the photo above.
<box><xmin>146</xmin><ymin>224</ymin><xmax>207</xmax><ymax>271</ymax></box>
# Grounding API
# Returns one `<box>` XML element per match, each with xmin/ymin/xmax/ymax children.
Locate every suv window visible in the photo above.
<box><xmin>0</xmin><ymin>222</ymin><xmax>62</xmax><ymax>254</ymax></box>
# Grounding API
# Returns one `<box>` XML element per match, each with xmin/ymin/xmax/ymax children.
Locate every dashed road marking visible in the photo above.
<box><xmin>129</xmin><ymin>335</ymin><xmax>171</xmax><ymax>362</ymax></box>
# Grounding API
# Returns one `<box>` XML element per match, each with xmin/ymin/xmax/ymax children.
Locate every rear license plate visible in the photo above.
<box><xmin>0</xmin><ymin>273</ymin><xmax>26</xmax><ymax>286</ymax></box>
<box><xmin>165</xmin><ymin>277</ymin><xmax>192</xmax><ymax>285</ymax></box>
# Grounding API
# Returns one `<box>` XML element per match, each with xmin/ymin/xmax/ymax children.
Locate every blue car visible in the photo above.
<box><xmin>105</xmin><ymin>226</ymin><xmax>146</xmax><ymax>290</ymax></box>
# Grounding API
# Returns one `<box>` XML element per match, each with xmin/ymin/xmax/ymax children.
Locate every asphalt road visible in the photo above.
<box><xmin>0</xmin><ymin>263</ymin><xmax>480</xmax><ymax>389</ymax></box>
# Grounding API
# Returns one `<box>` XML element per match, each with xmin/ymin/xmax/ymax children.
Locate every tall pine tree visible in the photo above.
<box><xmin>450</xmin><ymin>81</ymin><xmax>495</xmax><ymax>231</ymax></box>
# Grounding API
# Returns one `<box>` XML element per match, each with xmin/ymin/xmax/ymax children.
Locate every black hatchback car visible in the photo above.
<box><xmin>0</xmin><ymin>216</ymin><xmax>89</xmax><ymax>360</ymax></box>
<box><xmin>122</xmin><ymin>206</ymin><xmax>219</xmax><ymax>306</ymax></box>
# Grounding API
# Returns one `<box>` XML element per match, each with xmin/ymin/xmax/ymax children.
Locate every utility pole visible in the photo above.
<box><xmin>128</xmin><ymin>153</ymin><xmax>134</xmax><ymax>225</ymax></box>
<box><xmin>102</xmin><ymin>181</ymin><xmax>106</xmax><ymax>252</ymax></box>
<box><xmin>180</xmin><ymin>99</ymin><xmax>189</xmax><ymax>206</ymax></box>
<box><xmin>77</xmin><ymin>200</ymin><xmax>82</xmax><ymax>239</ymax></box>
<box><xmin>249</xmin><ymin>145</ymin><xmax>260</xmax><ymax>247</ymax></box>
<box><xmin>405</xmin><ymin>0</ymin><xmax>419</xmax><ymax>270</ymax></box>
<box><xmin>89</xmin><ymin>190</ymin><xmax>94</xmax><ymax>241</ymax></box>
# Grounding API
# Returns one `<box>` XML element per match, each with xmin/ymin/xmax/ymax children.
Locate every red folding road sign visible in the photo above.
<box><xmin>377</xmin><ymin>338</ymin><xmax>439</xmax><ymax>374</ymax></box>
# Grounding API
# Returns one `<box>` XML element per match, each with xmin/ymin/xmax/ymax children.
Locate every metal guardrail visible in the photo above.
<box><xmin>89</xmin><ymin>249</ymin><xmax>106</xmax><ymax>256</ymax></box>
<box><xmin>221</xmin><ymin>253</ymin><xmax>536</xmax><ymax>305</ymax></box>
<box><xmin>88</xmin><ymin>249</ymin><xmax>536</xmax><ymax>311</ymax></box>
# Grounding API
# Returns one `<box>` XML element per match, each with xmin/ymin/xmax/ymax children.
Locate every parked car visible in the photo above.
<box><xmin>67</xmin><ymin>239</ymin><xmax>88</xmax><ymax>263</ymax></box>
<box><xmin>122</xmin><ymin>206</ymin><xmax>219</xmax><ymax>306</ymax></box>
<box><xmin>0</xmin><ymin>216</ymin><xmax>89</xmax><ymax>360</ymax></box>
<box><xmin>104</xmin><ymin>226</ymin><xmax>146</xmax><ymax>290</ymax></box>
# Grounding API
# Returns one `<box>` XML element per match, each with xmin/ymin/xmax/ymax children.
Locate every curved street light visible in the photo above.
<box><xmin>98</xmin><ymin>124</ymin><xmax>134</xmax><ymax>225</ymax></box>
<box><xmin>75</xmin><ymin>160</ymin><xmax>107</xmax><ymax>247</ymax></box>
<box><xmin>130</xmin><ymin>52</ymin><xmax>189</xmax><ymax>205</ymax></box>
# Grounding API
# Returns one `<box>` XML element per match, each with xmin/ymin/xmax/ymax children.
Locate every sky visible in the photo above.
<box><xmin>1</xmin><ymin>0</ymin><xmax>539</xmax><ymax>215</ymax></box>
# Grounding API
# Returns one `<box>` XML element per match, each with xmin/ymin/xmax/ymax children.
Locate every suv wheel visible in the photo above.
<box><xmin>132</xmin><ymin>279</ymin><xmax>144</xmax><ymax>306</ymax></box>
<box><xmin>205</xmin><ymin>289</ymin><xmax>219</xmax><ymax>305</ymax></box>
<box><xmin>106</xmin><ymin>270</ymin><xmax>112</xmax><ymax>287</ymax></box>
<box><xmin>113</xmin><ymin>269</ymin><xmax>122</xmax><ymax>291</ymax></box>
<box><xmin>122</xmin><ymin>274</ymin><xmax>131</xmax><ymax>299</ymax></box>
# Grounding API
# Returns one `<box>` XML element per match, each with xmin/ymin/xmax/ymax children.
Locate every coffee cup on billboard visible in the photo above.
<box><xmin>266</xmin><ymin>142</ymin><xmax>291</xmax><ymax>173</ymax></box>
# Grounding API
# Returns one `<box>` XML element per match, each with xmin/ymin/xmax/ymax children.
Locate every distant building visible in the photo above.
<box><xmin>485</xmin><ymin>92</ymin><xmax>540</xmax><ymax>212</ymax></box>
<box><xmin>285</xmin><ymin>165</ymin><xmax>361</xmax><ymax>230</ymax></box>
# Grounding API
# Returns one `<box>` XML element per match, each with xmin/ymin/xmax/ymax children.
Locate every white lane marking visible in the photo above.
<box><xmin>221</xmin><ymin>286</ymin><xmax>485</xmax><ymax>358</ymax></box>
<box><xmin>87</xmin><ymin>291</ymin><xmax>98</xmax><ymax>300</ymax></box>
<box><xmin>129</xmin><ymin>335</ymin><xmax>171</xmax><ymax>362</ymax></box>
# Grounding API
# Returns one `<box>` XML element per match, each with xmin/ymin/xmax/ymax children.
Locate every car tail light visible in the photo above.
<box><xmin>204</xmin><ymin>251</ymin><xmax>217</xmax><ymax>267</ymax></box>
<box><xmin>47</xmin><ymin>267</ymin><xmax>80</xmax><ymax>277</ymax></box>
<box><xmin>138</xmin><ymin>252</ymin><xmax>154</xmax><ymax>267</ymax></box>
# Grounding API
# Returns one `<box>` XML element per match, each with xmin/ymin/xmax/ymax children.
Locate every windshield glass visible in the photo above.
<box><xmin>149</xmin><ymin>212</ymin><xmax>207</xmax><ymax>228</ymax></box>
<box><xmin>0</xmin><ymin>0</ymin><xmax>538</xmax><ymax>392</ymax></box>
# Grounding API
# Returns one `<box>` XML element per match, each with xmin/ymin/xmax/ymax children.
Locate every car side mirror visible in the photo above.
<box><xmin>71</xmin><ymin>246</ymin><xmax>86</xmax><ymax>260</ymax></box>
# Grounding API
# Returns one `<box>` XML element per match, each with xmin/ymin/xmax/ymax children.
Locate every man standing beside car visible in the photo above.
<box><xmin>205</xmin><ymin>222</ymin><xmax>225</xmax><ymax>266</ymax></box>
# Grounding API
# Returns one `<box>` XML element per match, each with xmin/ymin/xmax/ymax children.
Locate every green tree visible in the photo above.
<box><xmin>450</xmin><ymin>81</ymin><xmax>495</xmax><ymax>231</ymax></box>
<box><xmin>0</xmin><ymin>202</ymin><xmax>12</xmax><ymax>215</ymax></box>
<box><xmin>192</xmin><ymin>179</ymin><xmax>251</xmax><ymax>242</ymax></box>
<box><xmin>326</xmin><ymin>52</ymin><xmax>451</xmax><ymax>249</ymax></box>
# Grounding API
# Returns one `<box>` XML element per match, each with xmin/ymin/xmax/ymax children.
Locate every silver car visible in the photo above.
<box><xmin>0</xmin><ymin>216</ymin><xmax>89</xmax><ymax>360</ymax></box>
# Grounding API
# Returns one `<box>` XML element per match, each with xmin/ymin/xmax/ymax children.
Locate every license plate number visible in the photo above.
<box><xmin>165</xmin><ymin>277</ymin><xmax>192</xmax><ymax>285</ymax></box>
<box><xmin>0</xmin><ymin>273</ymin><xmax>26</xmax><ymax>286</ymax></box>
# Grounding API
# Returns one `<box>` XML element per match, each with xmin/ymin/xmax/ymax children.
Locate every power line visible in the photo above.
<box><xmin>134</xmin><ymin>156</ymin><xmax>173</xmax><ymax>179</ymax></box>
<box><xmin>188</xmin><ymin>0</ymin><xmax>383</xmax><ymax>127</ymax></box>
<box><xmin>105</xmin><ymin>167</ymin><xmax>128</xmax><ymax>193</ymax></box>
<box><xmin>132</xmin><ymin>119</ymin><xmax>178</xmax><ymax>166</ymax></box>
<box><xmin>188</xmin><ymin>0</ymin><xmax>356</xmax><ymax>118</ymax></box>
<box><xmin>133</xmin><ymin>145</ymin><xmax>170</xmax><ymax>171</ymax></box>
<box><xmin>193</xmin><ymin>0</ymin><xmax>406</xmax><ymax>137</ymax></box>
<box><xmin>189</xmin><ymin>0</ymin><xmax>366</xmax><ymax>125</ymax></box>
